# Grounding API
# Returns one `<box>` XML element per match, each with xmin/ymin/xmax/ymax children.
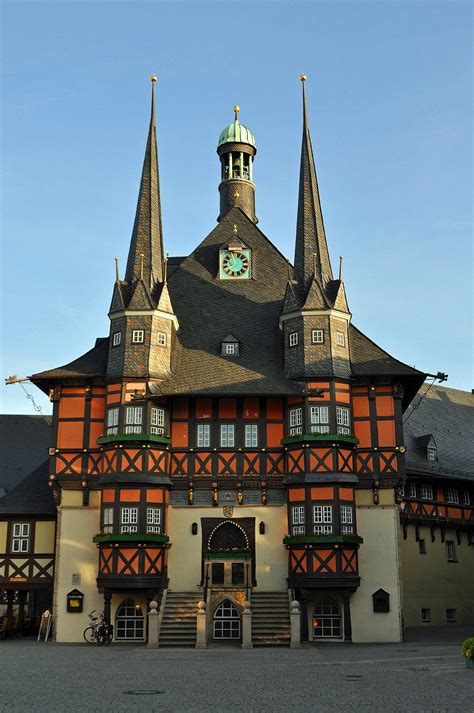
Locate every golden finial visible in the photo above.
<box><xmin>115</xmin><ymin>257</ymin><xmax>120</xmax><ymax>282</ymax></box>
<box><xmin>150</xmin><ymin>75</ymin><xmax>158</xmax><ymax>83</ymax></box>
<box><xmin>233</xmin><ymin>105</ymin><xmax>240</xmax><ymax>121</ymax></box>
<box><xmin>300</xmin><ymin>74</ymin><xmax>307</xmax><ymax>82</ymax></box>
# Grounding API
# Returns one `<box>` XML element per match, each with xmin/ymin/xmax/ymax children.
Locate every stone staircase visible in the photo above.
<box><xmin>251</xmin><ymin>591</ymin><xmax>291</xmax><ymax>646</ymax></box>
<box><xmin>158</xmin><ymin>591</ymin><xmax>201</xmax><ymax>647</ymax></box>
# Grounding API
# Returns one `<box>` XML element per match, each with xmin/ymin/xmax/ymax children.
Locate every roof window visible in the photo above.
<box><xmin>221</xmin><ymin>334</ymin><xmax>240</xmax><ymax>356</ymax></box>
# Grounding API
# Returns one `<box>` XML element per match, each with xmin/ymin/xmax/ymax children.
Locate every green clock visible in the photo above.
<box><xmin>219</xmin><ymin>248</ymin><xmax>251</xmax><ymax>279</ymax></box>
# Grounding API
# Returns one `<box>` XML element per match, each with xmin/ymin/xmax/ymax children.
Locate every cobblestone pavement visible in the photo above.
<box><xmin>0</xmin><ymin>640</ymin><xmax>472</xmax><ymax>712</ymax></box>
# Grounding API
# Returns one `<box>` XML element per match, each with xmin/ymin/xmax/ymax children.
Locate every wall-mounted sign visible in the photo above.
<box><xmin>67</xmin><ymin>589</ymin><xmax>84</xmax><ymax>613</ymax></box>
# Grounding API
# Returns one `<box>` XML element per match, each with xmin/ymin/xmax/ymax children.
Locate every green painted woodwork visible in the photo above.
<box><xmin>93</xmin><ymin>533</ymin><xmax>169</xmax><ymax>544</ymax></box>
<box><xmin>218</xmin><ymin>121</ymin><xmax>256</xmax><ymax>149</ymax></box>
<box><xmin>96</xmin><ymin>433</ymin><xmax>172</xmax><ymax>446</ymax></box>
<box><xmin>281</xmin><ymin>433</ymin><xmax>359</xmax><ymax>446</ymax></box>
<box><xmin>283</xmin><ymin>534</ymin><xmax>364</xmax><ymax>546</ymax></box>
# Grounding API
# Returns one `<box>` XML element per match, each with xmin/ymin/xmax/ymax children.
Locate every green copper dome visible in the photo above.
<box><xmin>218</xmin><ymin>121</ymin><xmax>256</xmax><ymax>149</ymax></box>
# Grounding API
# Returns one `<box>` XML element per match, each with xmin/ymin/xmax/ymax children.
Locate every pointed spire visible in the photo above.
<box><xmin>124</xmin><ymin>75</ymin><xmax>165</xmax><ymax>290</ymax></box>
<box><xmin>294</xmin><ymin>75</ymin><xmax>333</xmax><ymax>298</ymax></box>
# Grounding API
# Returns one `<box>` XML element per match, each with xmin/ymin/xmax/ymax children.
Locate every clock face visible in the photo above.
<box><xmin>220</xmin><ymin>248</ymin><xmax>251</xmax><ymax>279</ymax></box>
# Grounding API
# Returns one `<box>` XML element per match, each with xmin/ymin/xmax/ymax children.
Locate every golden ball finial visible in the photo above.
<box><xmin>300</xmin><ymin>74</ymin><xmax>307</xmax><ymax>82</ymax></box>
<box><xmin>150</xmin><ymin>75</ymin><xmax>158</xmax><ymax>83</ymax></box>
<box><xmin>233</xmin><ymin>105</ymin><xmax>240</xmax><ymax>120</ymax></box>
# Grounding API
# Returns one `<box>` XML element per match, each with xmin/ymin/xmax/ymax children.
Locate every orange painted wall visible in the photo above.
<box><xmin>377</xmin><ymin>420</ymin><xmax>396</xmax><ymax>447</ymax></box>
<box><xmin>57</xmin><ymin>421</ymin><xmax>84</xmax><ymax>449</ymax></box>
<box><xmin>266</xmin><ymin>423</ymin><xmax>283</xmax><ymax>447</ymax></box>
<box><xmin>354</xmin><ymin>421</ymin><xmax>371</xmax><ymax>447</ymax></box>
<box><xmin>243</xmin><ymin>398</ymin><xmax>260</xmax><ymax>419</ymax></box>
<box><xmin>172</xmin><ymin>422</ymin><xmax>188</xmax><ymax>447</ymax></box>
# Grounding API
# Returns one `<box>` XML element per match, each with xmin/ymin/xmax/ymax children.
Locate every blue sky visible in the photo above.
<box><xmin>1</xmin><ymin>1</ymin><xmax>472</xmax><ymax>415</ymax></box>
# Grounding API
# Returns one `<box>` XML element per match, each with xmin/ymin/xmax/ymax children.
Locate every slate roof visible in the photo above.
<box><xmin>31</xmin><ymin>337</ymin><xmax>109</xmax><ymax>387</ymax></box>
<box><xmin>0</xmin><ymin>415</ymin><xmax>52</xmax><ymax>493</ymax></box>
<box><xmin>0</xmin><ymin>460</ymin><xmax>56</xmax><ymax>516</ymax></box>
<box><xmin>404</xmin><ymin>385</ymin><xmax>474</xmax><ymax>482</ymax></box>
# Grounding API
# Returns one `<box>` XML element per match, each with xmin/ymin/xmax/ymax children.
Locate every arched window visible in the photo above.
<box><xmin>313</xmin><ymin>598</ymin><xmax>342</xmax><ymax>639</ymax></box>
<box><xmin>213</xmin><ymin>600</ymin><xmax>240</xmax><ymax>640</ymax></box>
<box><xmin>207</xmin><ymin>521</ymin><xmax>249</xmax><ymax>552</ymax></box>
<box><xmin>115</xmin><ymin>599</ymin><xmax>145</xmax><ymax>641</ymax></box>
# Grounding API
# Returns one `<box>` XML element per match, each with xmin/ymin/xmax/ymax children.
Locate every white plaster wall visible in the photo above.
<box><xmin>166</xmin><ymin>505</ymin><xmax>288</xmax><ymax>592</ymax></box>
<box><xmin>54</xmin><ymin>491</ymin><xmax>103</xmax><ymax>643</ymax></box>
<box><xmin>350</xmin><ymin>497</ymin><xmax>402</xmax><ymax>643</ymax></box>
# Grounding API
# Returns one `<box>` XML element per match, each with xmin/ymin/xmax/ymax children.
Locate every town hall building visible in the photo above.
<box><xmin>2</xmin><ymin>76</ymin><xmax>472</xmax><ymax>645</ymax></box>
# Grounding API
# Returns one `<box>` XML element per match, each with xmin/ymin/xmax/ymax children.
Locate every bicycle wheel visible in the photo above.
<box><xmin>83</xmin><ymin>626</ymin><xmax>95</xmax><ymax>644</ymax></box>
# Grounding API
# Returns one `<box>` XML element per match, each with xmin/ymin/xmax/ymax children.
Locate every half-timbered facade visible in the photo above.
<box><xmin>21</xmin><ymin>77</ymin><xmax>471</xmax><ymax>645</ymax></box>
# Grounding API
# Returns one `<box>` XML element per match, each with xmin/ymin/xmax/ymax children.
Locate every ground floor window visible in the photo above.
<box><xmin>115</xmin><ymin>599</ymin><xmax>145</xmax><ymax>641</ymax></box>
<box><xmin>213</xmin><ymin>600</ymin><xmax>240</xmax><ymax>640</ymax></box>
<box><xmin>313</xmin><ymin>598</ymin><xmax>342</xmax><ymax>639</ymax></box>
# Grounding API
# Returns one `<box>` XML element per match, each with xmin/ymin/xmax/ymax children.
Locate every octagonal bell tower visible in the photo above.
<box><xmin>217</xmin><ymin>106</ymin><xmax>258</xmax><ymax>223</ymax></box>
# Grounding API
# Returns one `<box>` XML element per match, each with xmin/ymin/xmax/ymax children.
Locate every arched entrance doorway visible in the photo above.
<box><xmin>208</xmin><ymin>521</ymin><xmax>249</xmax><ymax>551</ymax></box>
<box><xmin>213</xmin><ymin>599</ymin><xmax>241</xmax><ymax>640</ymax></box>
<box><xmin>115</xmin><ymin>599</ymin><xmax>145</xmax><ymax>641</ymax></box>
<box><xmin>313</xmin><ymin>598</ymin><xmax>342</xmax><ymax>639</ymax></box>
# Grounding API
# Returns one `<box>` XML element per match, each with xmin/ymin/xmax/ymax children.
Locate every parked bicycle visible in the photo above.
<box><xmin>83</xmin><ymin>610</ymin><xmax>113</xmax><ymax>645</ymax></box>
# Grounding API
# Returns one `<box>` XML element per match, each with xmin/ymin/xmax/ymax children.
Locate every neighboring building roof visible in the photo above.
<box><xmin>404</xmin><ymin>385</ymin><xmax>474</xmax><ymax>482</ymax></box>
<box><xmin>0</xmin><ymin>460</ymin><xmax>56</xmax><ymax>516</ymax></box>
<box><xmin>0</xmin><ymin>414</ymin><xmax>52</xmax><ymax>493</ymax></box>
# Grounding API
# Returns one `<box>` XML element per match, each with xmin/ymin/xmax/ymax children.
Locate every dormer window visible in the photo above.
<box><xmin>336</xmin><ymin>331</ymin><xmax>345</xmax><ymax>347</ymax></box>
<box><xmin>157</xmin><ymin>332</ymin><xmax>166</xmax><ymax>347</ymax></box>
<box><xmin>221</xmin><ymin>335</ymin><xmax>240</xmax><ymax>356</ymax></box>
<box><xmin>132</xmin><ymin>330</ymin><xmax>144</xmax><ymax>344</ymax></box>
<box><xmin>312</xmin><ymin>329</ymin><xmax>324</xmax><ymax>344</ymax></box>
<box><xmin>112</xmin><ymin>332</ymin><xmax>122</xmax><ymax>347</ymax></box>
<box><xmin>427</xmin><ymin>447</ymin><xmax>437</xmax><ymax>461</ymax></box>
<box><xmin>289</xmin><ymin>332</ymin><xmax>299</xmax><ymax>347</ymax></box>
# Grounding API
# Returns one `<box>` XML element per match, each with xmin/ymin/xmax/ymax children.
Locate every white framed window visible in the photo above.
<box><xmin>289</xmin><ymin>407</ymin><xmax>303</xmax><ymax>435</ymax></box>
<box><xmin>408</xmin><ymin>482</ymin><xmax>417</xmax><ymax>498</ymax></box>
<box><xmin>103</xmin><ymin>507</ymin><xmax>114</xmax><ymax>534</ymax></box>
<box><xmin>197</xmin><ymin>424</ymin><xmax>210</xmax><ymax>448</ymax></box>
<box><xmin>289</xmin><ymin>332</ymin><xmax>299</xmax><ymax>347</ymax></box>
<box><xmin>106</xmin><ymin>407</ymin><xmax>120</xmax><ymax>435</ymax></box>
<box><xmin>292</xmin><ymin>506</ymin><xmax>305</xmax><ymax>525</ymax></box>
<box><xmin>311</xmin><ymin>329</ymin><xmax>324</xmax><ymax>344</ymax></box>
<box><xmin>427</xmin><ymin>447</ymin><xmax>437</xmax><ymax>461</ymax></box>
<box><xmin>446</xmin><ymin>608</ymin><xmax>456</xmax><ymax>623</ymax></box>
<box><xmin>462</xmin><ymin>490</ymin><xmax>471</xmax><ymax>505</ymax></box>
<box><xmin>421</xmin><ymin>608</ymin><xmax>431</xmax><ymax>623</ymax></box>
<box><xmin>125</xmin><ymin>406</ymin><xmax>143</xmax><ymax>434</ymax></box>
<box><xmin>310</xmin><ymin>406</ymin><xmax>330</xmax><ymax>434</ymax></box>
<box><xmin>225</xmin><ymin>343</ymin><xmax>236</xmax><ymax>355</ymax></box>
<box><xmin>446</xmin><ymin>488</ymin><xmax>459</xmax><ymax>504</ymax></box>
<box><xmin>146</xmin><ymin>507</ymin><xmax>161</xmax><ymax>534</ymax></box>
<box><xmin>336</xmin><ymin>406</ymin><xmax>350</xmax><ymax>435</ymax></box>
<box><xmin>121</xmin><ymin>507</ymin><xmax>138</xmax><ymax>533</ymax></box>
<box><xmin>150</xmin><ymin>407</ymin><xmax>165</xmax><ymax>435</ymax></box>
<box><xmin>132</xmin><ymin>329</ymin><xmax>144</xmax><ymax>344</ymax></box>
<box><xmin>421</xmin><ymin>485</ymin><xmax>433</xmax><ymax>500</ymax></box>
<box><xmin>11</xmin><ymin>523</ymin><xmax>30</xmax><ymax>553</ymax></box>
<box><xmin>291</xmin><ymin>506</ymin><xmax>305</xmax><ymax>535</ymax></box>
<box><xmin>446</xmin><ymin>541</ymin><xmax>457</xmax><ymax>562</ymax></box>
<box><xmin>245</xmin><ymin>424</ymin><xmax>258</xmax><ymax>448</ymax></box>
<box><xmin>314</xmin><ymin>505</ymin><xmax>333</xmax><ymax>534</ymax></box>
<box><xmin>340</xmin><ymin>505</ymin><xmax>353</xmax><ymax>534</ymax></box>
<box><xmin>157</xmin><ymin>331</ymin><xmax>166</xmax><ymax>347</ymax></box>
<box><xmin>112</xmin><ymin>331</ymin><xmax>122</xmax><ymax>347</ymax></box>
<box><xmin>336</xmin><ymin>331</ymin><xmax>345</xmax><ymax>347</ymax></box>
<box><xmin>220</xmin><ymin>424</ymin><xmax>235</xmax><ymax>447</ymax></box>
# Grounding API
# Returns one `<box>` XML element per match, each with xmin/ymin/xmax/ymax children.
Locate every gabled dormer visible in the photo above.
<box><xmin>414</xmin><ymin>434</ymin><xmax>438</xmax><ymax>461</ymax></box>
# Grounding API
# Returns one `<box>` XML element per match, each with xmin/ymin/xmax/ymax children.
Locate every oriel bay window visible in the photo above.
<box><xmin>125</xmin><ymin>406</ymin><xmax>143</xmax><ymax>434</ymax></box>
<box><xmin>121</xmin><ymin>507</ymin><xmax>138</xmax><ymax>533</ymax></box>
<box><xmin>310</xmin><ymin>406</ymin><xmax>329</xmax><ymax>434</ymax></box>
<box><xmin>104</xmin><ymin>403</ymin><xmax>169</xmax><ymax>437</ymax></box>
<box><xmin>336</xmin><ymin>406</ymin><xmax>350</xmax><ymax>435</ymax></box>
<box><xmin>313</xmin><ymin>505</ymin><xmax>333</xmax><ymax>535</ymax></box>
<box><xmin>340</xmin><ymin>505</ymin><xmax>353</xmax><ymax>534</ymax></box>
<box><xmin>289</xmin><ymin>407</ymin><xmax>303</xmax><ymax>436</ymax></box>
<box><xmin>146</xmin><ymin>507</ymin><xmax>161</xmax><ymax>534</ymax></box>
<box><xmin>291</xmin><ymin>506</ymin><xmax>305</xmax><ymax>535</ymax></box>
<box><xmin>245</xmin><ymin>424</ymin><xmax>258</xmax><ymax>447</ymax></box>
<box><xmin>103</xmin><ymin>508</ymin><xmax>114</xmax><ymax>534</ymax></box>
<box><xmin>106</xmin><ymin>407</ymin><xmax>119</xmax><ymax>435</ymax></box>
<box><xmin>150</xmin><ymin>406</ymin><xmax>165</xmax><ymax>435</ymax></box>
<box><xmin>220</xmin><ymin>424</ymin><xmax>235</xmax><ymax>447</ymax></box>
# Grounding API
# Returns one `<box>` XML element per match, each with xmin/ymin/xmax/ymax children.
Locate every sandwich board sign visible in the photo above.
<box><xmin>37</xmin><ymin>610</ymin><xmax>53</xmax><ymax>642</ymax></box>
